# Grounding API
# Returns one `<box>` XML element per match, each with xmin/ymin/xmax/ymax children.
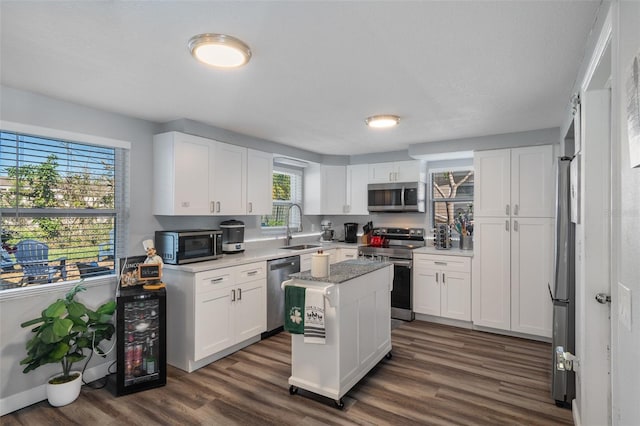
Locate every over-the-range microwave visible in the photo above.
<box><xmin>367</xmin><ymin>182</ymin><xmax>426</xmax><ymax>213</ymax></box>
<box><xmin>155</xmin><ymin>230</ymin><xmax>223</xmax><ymax>264</ymax></box>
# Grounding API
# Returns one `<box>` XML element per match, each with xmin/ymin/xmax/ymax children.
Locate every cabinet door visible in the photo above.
<box><xmin>510</xmin><ymin>217</ymin><xmax>553</xmax><ymax>337</ymax></box>
<box><xmin>211</xmin><ymin>142</ymin><xmax>247</xmax><ymax>215</ymax></box>
<box><xmin>233</xmin><ymin>279</ymin><xmax>266</xmax><ymax>343</ymax></box>
<box><xmin>194</xmin><ymin>287</ymin><xmax>234</xmax><ymax>360</ymax></box>
<box><xmin>300</xmin><ymin>254</ymin><xmax>312</xmax><ymax>272</ymax></box>
<box><xmin>338</xmin><ymin>248</ymin><xmax>358</xmax><ymax>262</ymax></box>
<box><xmin>247</xmin><ymin>149</ymin><xmax>273</xmax><ymax>215</ymax></box>
<box><xmin>321</xmin><ymin>165</ymin><xmax>347</xmax><ymax>214</ymax></box>
<box><xmin>511</xmin><ymin>145</ymin><xmax>554</xmax><ymax>218</ymax></box>
<box><xmin>395</xmin><ymin>160</ymin><xmax>424</xmax><ymax>183</ymax></box>
<box><xmin>441</xmin><ymin>271</ymin><xmax>471</xmax><ymax>321</ymax></box>
<box><xmin>368</xmin><ymin>162</ymin><xmax>397</xmax><ymax>183</ymax></box>
<box><xmin>345</xmin><ymin>164</ymin><xmax>369</xmax><ymax>215</ymax></box>
<box><xmin>153</xmin><ymin>132</ymin><xmax>212</xmax><ymax>215</ymax></box>
<box><xmin>413</xmin><ymin>265</ymin><xmax>440</xmax><ymax>316</ymax></box>
<box><xmin>325</xmin><ymin>249</ymin><xmax>337</xmax><ymax>265</ymax></box>
<box><xmin>473</xmin><ymin>149</ymin><xmax>511</xmax><ymax>217</ymax></box>
<box><xmin>472</xmin><ymin>217</ymin><xmax>511</xmax><ymax>330</ymax></box>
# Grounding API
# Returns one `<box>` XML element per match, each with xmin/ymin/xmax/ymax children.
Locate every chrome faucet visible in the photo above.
<box><xmin>285</xmin><ymin>203</ymin><xmax>303</xmax><ymax>246</ymax></box>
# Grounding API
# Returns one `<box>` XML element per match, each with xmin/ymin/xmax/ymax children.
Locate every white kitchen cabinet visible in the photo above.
<box><xmin>474</xmin><ymin>145</ymin><xmax>554</xmax><ymax>218</ymax></box>
<box><xmin>337</xmin><ymin>247</ymin><xmax>358</xmax><ymax>262</ymax></box>
<box><xmin>211</xmin><ymin>142</ymin><xmax>247</xmax><ymax>215</ymax></box>
<box><xmin>345</xmin><ymin>164</ymin><xmax>369</xmax><ymax>215</ymax></box>
<box><xmin>246</xmin><ymin>149</ymin><xmax>273</xmax><ymax>215</ymax></box>
<box><xmin>163</xmin><ymin>261</ymin><xmax>266</xmax><ymax>372</ymax></box>
<box><xmin>413</xmin><ymin>254</ymin><xmax>471</xmax><ymax>321</ymax></box>
<box><xmin>300</xmin><ymin>253</ymin><xmax>312</xmax><ymax>272</ymax></box>
<box><xmin>368</xmin><ymin>160</ymin><xmax>426</xmax><ymax>183</ymax></box>
<box><xmin>153</xmin><ymin>132</ymin><xmax>271</xmax><ymax>217</ymax></box>
<box><xmin>152</xmin><ymin>132</ymin><xmax>213</xmax><ymax>215</ymax></box>
<box><xmin>472</xmin><ymin>217</ymin><xmax>553</xmax><ymax>337</ymax></box>
<box><xmin>304</xmin><ymin>164</ymin><xmax>347</xmax><ymax>215</ymax></box>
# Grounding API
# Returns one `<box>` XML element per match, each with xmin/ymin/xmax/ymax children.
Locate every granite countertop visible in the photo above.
<box><xmin>289</xmin><ymin>259</ymin><xmax>390</xmax><ymax>284</ymax></box>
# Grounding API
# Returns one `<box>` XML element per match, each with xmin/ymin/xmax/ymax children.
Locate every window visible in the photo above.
<box><xmin>1</xmin><ymin>130</ymin><xmax>128</xmax><ymax>289</ymax></box>
<box><xmin>431</xmin><ymin>169</ymin><xmax>474</xmax><ymax>232</ymax></box>
<box><xmin>261</xmin><ymin>166</ymin><xmax>303</xmax><ymax>229</ymax></box>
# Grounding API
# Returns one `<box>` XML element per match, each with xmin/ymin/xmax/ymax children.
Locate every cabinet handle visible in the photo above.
<box><xmin>435</xmin><ymin>272</ymin><xmax>438</xmax><ymax>283</ymax></box>
<box><xmin>505</xmin><ymin>220</ymin><xmax>510</xmax><ymax>232</ymax></box>
<box><xmin>514</xmin><ymin>204</ymin><xmax>519</xmax><ymax>215</ymax></box>
<box><xmin>247</xmin><ymin>270</ymin><xmax>258</xmax><ymax>276</ymax></box>
<box><xmin>442</xmin><ymin>273</ymin><xmax>446</xmax><ymax>284</ymax></box>
<box><xmin>231</xmin><ymin>289</ymin><xmax>236</xmax><ymax>302</ymax></box>
<box><xmin>210</xmin><ymin>201</ymin><xmax>215</xmax><ymax>213</ymax></box>
<box><xmin>237</xmin><ymin>288</ymin><xmax>242</xmax><ymax>300</ymax></box>
<box><xmin>389</xmin><ymin>172</ymin><xmax>393</xmax><ymax>181</ymax></box>
<box><xmin>514</xmin><ymin>220</ymin><xmax>519</xmax><ymax>232</ymax></box>
<box><xmin>506</xmin><ymin>204</ymin><xmax>510</xmax><ymax>215</ymax></box>
<box><xmin>248</xmin><ymin>202</ymin><xmax>253</xmax><ymax>213</ymax></box>
<box><xmin>211</xmin><ymin>277</ymin><xmax>224</xmax><ymax>283</ymax></box>
<box><xmin>216</xmin><ymin>201</ymin><xmax>221</xmax><ymax>213</ymax></box>
<box><xmin>434</xmin><ymin>261</ymin><xmax>447</xmax><ymax>266</ymax></box>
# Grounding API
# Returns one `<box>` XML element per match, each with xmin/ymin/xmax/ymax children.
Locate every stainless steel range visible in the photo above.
<box><xmin>358</xmin><ymin>227</ymin><xmax>425</xmax><ymax>321</ymax></box>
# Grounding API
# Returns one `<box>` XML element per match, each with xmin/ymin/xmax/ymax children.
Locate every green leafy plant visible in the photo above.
<box><xmin>20</xmin><ymin>282</ymin><xmax>116</xmax><ymax>383</ymax></box>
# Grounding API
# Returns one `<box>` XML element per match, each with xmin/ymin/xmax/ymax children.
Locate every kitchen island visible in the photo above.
<box><xmin>284</xmin><ymin>259</ymin><xmax>393</xmax><ymax>408</ymax></box>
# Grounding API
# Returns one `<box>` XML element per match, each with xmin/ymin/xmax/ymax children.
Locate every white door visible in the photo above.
<box><xmin>471</xmin><ymin>217</ymin><xmax>511</xmax><ymax>330</ymax></box>
<box><xmin>510</xmin><ymin>145</ymin><xmax>554</xmax><ymax>218</ymax></box>
<box><xmin>473</xmin><ymin>149</ymin><xmax>511</xmax><ymax>217</ymax></box>
<box><xmin>321</xmin><ymin>165</ymin><xmax>346</xmax><ymax>214</ymax></box>
<box><xmin>211</xmin><ymin>142</ymin><xmax>247</xmax><ymax>215</ymax></box>
<box><xmin>346</xmin><ymin>164</ymin><xmax>369</xmax><ymax>215</ymax></box>
<box><xmin>413</xmin><ymin>265</ymin><xmax>440</xmax><ymax>316</ymax></box>
<box><xmin>574</xmin><ymin>88</ymin><xmax>611</xmax><ymax>425</ymax></box>
<box><xmin>247</xmin><ymin>149</ymin><xmax>273</xmax><ymax>215</ymax></box>
<box><xmin>441</xmin><ymin>271</ymin><xmax>471</xmax><ymax>321</ymax></box>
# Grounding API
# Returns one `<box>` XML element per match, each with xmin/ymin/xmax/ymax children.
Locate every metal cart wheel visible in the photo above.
<box><xmin>289</xmin><ymin>385</ymin><xmax>298</xmax><ymax>395</ymax></box>
<box><xmin>385</xmin><ymin>351</ymin><xmax>392</xmax><ymax>360</ymax></box>
<box><xmin>335</xmin><ymin>399</ymin><xmax>345</xmax><ymax>409</ymax></box>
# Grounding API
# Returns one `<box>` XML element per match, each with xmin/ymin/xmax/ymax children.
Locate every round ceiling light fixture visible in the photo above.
<box><xmin>365</xmin><ymin>115</ymin><xmax>400</xmax><ymax>129</ymax></box>
<box><xmin>188</xmin><ymin>33</ymin><xmax>252</xmax><ymax>68</ymax></box>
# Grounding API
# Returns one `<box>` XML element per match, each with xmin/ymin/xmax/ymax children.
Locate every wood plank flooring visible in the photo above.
<box><xmin>2</xmin><ymin>321</ymin><xmax>573</xmax><ymax>425</ymax></box>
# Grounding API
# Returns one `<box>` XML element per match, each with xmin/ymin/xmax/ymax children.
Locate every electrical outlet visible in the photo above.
<box><xmin>618</xmin><ymin>282</ymin><xmax>632</xmax><ymax>331</ymax></box>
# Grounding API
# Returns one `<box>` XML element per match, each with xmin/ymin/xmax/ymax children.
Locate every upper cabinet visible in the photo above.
<box><xmin>246</xmin><ymin>149</ymin><xmax>273</xmax><ymax>216</ymax></box>
<box><xmin>152</xmin><ymin>132</ymin><xmax>272</xmax><ymax>216</ymax></box>
<box><xmin>304</xmin><ymin>164</ymin><xmax>346</xmax><ymax>215</ymax></box>
<box><xmin>345</xmin><ymin>164</ymin><xmax>368</xmax><ymax>215</ymax></box>
<box><xmin>368</xmin><ymin>160</ymin><xmax>426</xmax><ymax>183</ymax></box>
<box><xmin>153</xmin><ymin>132</ymin><xmax>213</xmax><ymax>215</ymax></box>
<box><xmin>474</xmin><ymin>145</ymin><xmax>554</xmax><ymax>218</ymax></box>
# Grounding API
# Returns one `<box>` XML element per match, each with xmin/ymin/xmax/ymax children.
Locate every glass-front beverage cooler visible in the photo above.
<box><xmin>111</xmin><ymin>286</ymin><xmax>166</xmax><ymax>395</ymax></box>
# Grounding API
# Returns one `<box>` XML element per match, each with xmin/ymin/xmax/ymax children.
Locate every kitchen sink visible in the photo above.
<box><xmin>281</xmin><ymin>244</ymin><xmax>322</xmax><ymax>250</ymax></box>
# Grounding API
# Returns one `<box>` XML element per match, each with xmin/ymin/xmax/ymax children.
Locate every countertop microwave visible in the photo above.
<box><xmin>368</xmin><ymin>182</ymin><xmax>425</xmax><ymax>213</ymax></box>
<box><xmin>155</xmin><ymin>230</ymin><xmax>223</xmax><ymax>265</ymax></box>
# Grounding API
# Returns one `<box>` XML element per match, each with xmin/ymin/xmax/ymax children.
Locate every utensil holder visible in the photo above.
<box><xmin>460</xmin><ymin>235</ymin><xmax>473</xmax><ymax>250</ymax></box>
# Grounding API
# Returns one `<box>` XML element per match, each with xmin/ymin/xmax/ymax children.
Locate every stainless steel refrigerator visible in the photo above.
<box><xmin>550</xmin><ymin>156</ymin><xmax>576</xmax><ymax>407</ymax></box>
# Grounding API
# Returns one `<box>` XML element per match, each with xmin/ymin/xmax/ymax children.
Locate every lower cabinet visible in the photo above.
<box><xmin>337</xmin><ymin>247</ymin><xmax>358</xmax><ymax>262</ymax></box>
<box><xmin>413</xmin><ymin>254</ymin><xmax>471</xmax><ymax>321</ymax></box>
<box><xmin>164</xmin><ymin>261</ymin><xmax>266</xmax><ymax>372</ymax></box>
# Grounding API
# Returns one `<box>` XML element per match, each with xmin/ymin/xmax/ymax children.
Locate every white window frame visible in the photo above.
<box><xmin>0</xmin><ymin>121</ymin><xmax>130</xmax><ymax>299</ymax></box>
<box><xmin>429</xmin><ymin>165</ymin><xmax>474</xmax><ymax>229</ymax></box>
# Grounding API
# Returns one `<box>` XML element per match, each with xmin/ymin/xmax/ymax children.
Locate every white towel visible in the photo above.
<box><xmin>304</xmin><ymin>287</ymin><xmax>326</xmax><ymax>344</ymax></box>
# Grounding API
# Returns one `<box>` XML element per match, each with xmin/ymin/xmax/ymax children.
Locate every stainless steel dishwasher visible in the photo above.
<box><xmin>263</xmin><ymin>255</ymin><xmax>300</xmax><ymax>338</ymax></box>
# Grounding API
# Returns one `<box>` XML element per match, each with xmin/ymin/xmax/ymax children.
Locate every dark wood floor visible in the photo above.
<box><xmin>3</xmin><ymin>321</ymin><xmax>573</xmax><ymax>425</ymax></box>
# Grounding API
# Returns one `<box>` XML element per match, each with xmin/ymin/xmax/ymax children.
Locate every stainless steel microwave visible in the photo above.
<box><xmin>155</xmin><ymin>230</ymin><xmax>223</xmax><ymax>264</ymax></box>
<box><xmin>367</xmin><ymin>182</ymin><xmax>426</xmax><ymax>213</ymax></box>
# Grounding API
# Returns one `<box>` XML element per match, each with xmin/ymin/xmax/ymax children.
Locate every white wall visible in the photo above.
<box><xmin>612</xmin><ymin>1</ymin><xmax>640</xmax><ymax>423</ymax></box>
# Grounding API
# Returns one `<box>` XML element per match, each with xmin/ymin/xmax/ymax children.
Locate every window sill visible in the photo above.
<box><xmin>0</xmin><ymin>275</ymin><xmax>116</xmax><ymax>301</ymax></box>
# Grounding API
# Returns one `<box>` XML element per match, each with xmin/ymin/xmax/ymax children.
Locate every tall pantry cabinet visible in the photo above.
<box><xmin>472</xmin><ymin>145</ymin><xmax>554</xmax><ymax>338</ymax></box>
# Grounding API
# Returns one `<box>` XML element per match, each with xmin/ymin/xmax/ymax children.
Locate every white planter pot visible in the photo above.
<box><xmin>46</xmin><ymin>371</ymin><xmax>82</xmax><ymax>407</ymax></box>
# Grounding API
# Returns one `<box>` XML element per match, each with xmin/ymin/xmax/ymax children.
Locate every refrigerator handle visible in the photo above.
<box><xmin>548</xmin><ymin>282</ymin><xmax>570</xmax><ymax>303</ymax></box>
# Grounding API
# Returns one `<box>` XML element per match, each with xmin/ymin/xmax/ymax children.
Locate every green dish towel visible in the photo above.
<box><xmin>284</xmin><ymin>285</ymin><xmax>305</xmax><ymax>334</ymax></box>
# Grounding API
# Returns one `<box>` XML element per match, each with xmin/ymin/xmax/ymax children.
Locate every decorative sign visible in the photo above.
<box><xmin>138</xmin><ymin>263</ymin><xmax>161</xmax><ymax>282</ymax></box>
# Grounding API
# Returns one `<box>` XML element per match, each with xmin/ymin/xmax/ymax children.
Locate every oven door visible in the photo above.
<box><xmin>389</xmin><ymin>258</ymin><xmax>414</xmax><ymax>321</ymax></box>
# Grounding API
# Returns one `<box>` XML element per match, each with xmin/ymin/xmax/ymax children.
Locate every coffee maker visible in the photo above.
<box><xmin>220</xmin><ymin>220</ymin><xmax>245</xmax><ymax>253</ymax></box>
<box><xmin>320</xmin><ymin>220</ymin><xmax>334</xmax><ymax>242</ymax></box>
<box><xmin>344</xmin><ymin>222</ymin><xmax>359</xmax><ymax>243</ymax></box>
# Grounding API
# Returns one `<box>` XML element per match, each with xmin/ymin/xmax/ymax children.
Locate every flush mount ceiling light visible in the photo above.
<box><xmin>188</xmin><ymin>33</ymin><xmax>251</xmax><ymax>68</ymax></box>
<box><xmin>365</xmin><ymin>115</ymin><xmax>400</xmax><ymax>129</ymax></box>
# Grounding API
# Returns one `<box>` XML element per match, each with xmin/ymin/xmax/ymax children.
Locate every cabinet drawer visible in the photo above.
<box><xmin>414</xmin><ymin>254</ymin><xmax>470</xmax><ymax>273</ymax></box>
<box><xmin>236</xmin><ymin>261</ymin><xmax>266</xmax><ymax>283</ymax></box>
<box><xmin>196</xmin><ymin>268</ymin><xmax>234</xmax><ymax>294</ymax></box>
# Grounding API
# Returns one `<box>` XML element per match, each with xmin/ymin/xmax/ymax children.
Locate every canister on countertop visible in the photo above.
<box><xmin>311</xmin><ymin>250</ymin><xmax>330</xmax><ymax>278</ymax></box>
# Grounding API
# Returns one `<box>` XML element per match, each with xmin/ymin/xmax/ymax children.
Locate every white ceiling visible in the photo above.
<box><xmin>0</xmin><ymin>1</ymin><xmax>601</xmax><ymax>156</ymax></box>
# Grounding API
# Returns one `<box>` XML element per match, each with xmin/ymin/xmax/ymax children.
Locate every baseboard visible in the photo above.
<box><xmin>472</xmin><ymin>324</ymin><xmax>552</xmax><ymax>343</ymax></box>
<box><xmin>0</xmin><ymin>362</ymin><xmax>110</xmax><ymax>416</ymax></box>
<box><xmin>414</xmin><ymin>314</ymin><xmax>473</xmax><ymax>329</ymax></box>
<box><xmin>572</xmin><ymin>398</ymin><xmax>581</xmax><ymax>426</ymax></box>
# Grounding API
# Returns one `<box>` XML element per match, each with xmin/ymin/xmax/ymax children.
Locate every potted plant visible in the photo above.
<box><xmin>20</xmin><ymin>282</ymin><xmax>116</xmax><ymax>406</ymax></box>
